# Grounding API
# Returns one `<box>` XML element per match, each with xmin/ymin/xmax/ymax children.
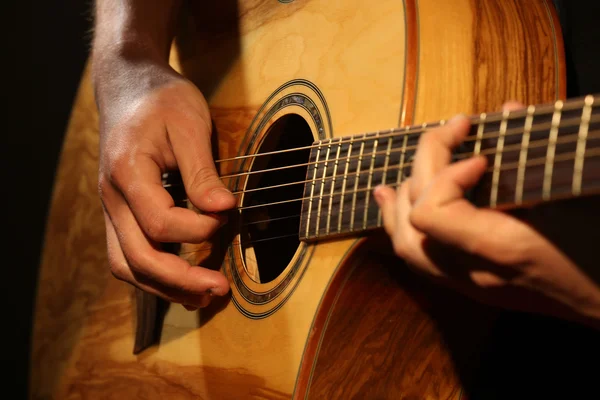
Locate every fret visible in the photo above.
<box><xmin>315</xmin><ymin>141</ymin><xmax>333</xmax><ymax>238</ymax></box>
<box><xmin>490</xmin><ymin>110</ymin><xmax>510</xmax><ymax>207</ymax></box>
<box><xmin>573</xmin><ymin>95</ymin><xmax>594</xmax><ymax>195</ymax></box>
<box><xmin>474</xmin><ymin>113</ymin><xmax>486</xmax><ymax>155</ymax></box>
<box><xmin>396</xmin><ymin>129</ymin><xmax>410</xmax><ymax>186</ymax></box>
<box><xmin>337</xmin><ymin>137</ymin><xmax>354</xmax><ymax>233</ymax></box>
<box><xmin>515</xmin><ymin>105</ymin><xmax>535</xmax><ymax>204</ymax></box>
<box><xmin>304</xmin><ymin>143</ymin><xmax>322</xmax><ymax>238</ymax></box>
<box><xmin>299</xmin><ymin>93</ymin><xmax>600</xmax><ymax>242</ymax></box>
<box><xmin>326</xmin><ymin>139</ymin><xmax>343</xmax><ymax>235</ymax></box>
<box><xmin>542</xmin><ymin>100</ymin><xmax>564</xmax><ymax>200</ymax></box>
<box><xmin>363</xmin><ymin>135</ymin><xmax>379</xmax><ymax>230</ymax></box>
<box><xmin>350</xmin><ymin>135</ymin><xmax>367</xmax><ymax>231</ymax></box>
<box><xmin>377</xmin><ymin>132</ymin><xmax>395</xmax><ymax>227</ymax></box>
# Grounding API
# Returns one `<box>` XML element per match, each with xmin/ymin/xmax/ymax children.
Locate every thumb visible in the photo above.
<box><xmin>168</xmin><ymin>116</ymin><xmax>236</xmax><ymax>213</ymax></box>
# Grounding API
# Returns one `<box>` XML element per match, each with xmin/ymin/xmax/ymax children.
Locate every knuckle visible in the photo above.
<box><xmin>409</xmin><ymin>202</ymin><xmax>434</xmax><ymax>232</ymax></box>
<box><xmin>463</xmin><ymin>236</ymin><xmax>487</xmax><ymax>258</ymax></box>
<box><xmin>107</xmin><ymin>154</ymin><xmax>131</xmax><ymax>188</ymax></box>
<box><xmin>392</xmin><ymin>237</ymin><xmax>410</xmax><ymax>259</ymax></box>
<box><xmin>190</xmin><ymin>165</ymin><xmax>218</xmax><ymax>187</ymax></box>
<box><xmin>108</xmin><ymin>259</ymin><xmax>128</xmax><ymax>282</ymax></box>
<box><xmin>144</xmin><ymin>213</ymin><xmax>169</xmax><ymax>242</ymax></box>
<box><xmin>97</xmin><ymin>174</ymin><xmax>111</xmax><ymax>200</ymax></box>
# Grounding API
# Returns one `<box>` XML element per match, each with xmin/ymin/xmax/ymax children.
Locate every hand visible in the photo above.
<box><xmin>95</xmin><ymin>59</ymin><xmax>235</xmax><ymax>310</ymax></box>
<box><xmin>373</xmin><ymin>105</ymin><xmax>600</xmax><ymax>328</ymax></box>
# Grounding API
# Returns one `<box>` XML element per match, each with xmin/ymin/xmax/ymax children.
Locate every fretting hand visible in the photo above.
<box><xmin>374</xmin><ymin>105</ymin><xmax>600</xmax><ymax>329</ymax></box>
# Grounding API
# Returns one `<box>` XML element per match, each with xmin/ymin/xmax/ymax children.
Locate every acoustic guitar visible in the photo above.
<box><xmin>30</xmin><ymin>0</ymin><xmax>599</xmax><ymax>399</ymax></box>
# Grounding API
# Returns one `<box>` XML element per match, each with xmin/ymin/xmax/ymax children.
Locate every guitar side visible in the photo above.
<box><xmin>30</xmin><ymin>1</ymin><xmax>564</xmax><ymax>399</ymax></box>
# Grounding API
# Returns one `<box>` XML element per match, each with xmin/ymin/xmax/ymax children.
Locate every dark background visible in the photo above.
<box><xmin>6</xmin><ymin>1</ymin><xmax>600</xmax><ymax>398</ymax></box>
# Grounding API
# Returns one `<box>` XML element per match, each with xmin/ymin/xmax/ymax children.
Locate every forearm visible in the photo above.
<box><xmin>91</xmin><ymin>0</ymin><xmax>184</xmax><ymax>118</ymax></box>
<box><xmin>92</xmin><ymin>0</ymin><xmax>182</xmax><ymax>65</ymax></box>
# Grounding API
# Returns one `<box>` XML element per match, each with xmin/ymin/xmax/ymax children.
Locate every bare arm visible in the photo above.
<box><xmin>91</xmin><ymin>0</ymin><xmax>182</xmax><ymax>121</ymax></box>
<box><xmin>91</xmin><ymin>0</ymin><xmax>235</xmax><ymax>310</ymax></box>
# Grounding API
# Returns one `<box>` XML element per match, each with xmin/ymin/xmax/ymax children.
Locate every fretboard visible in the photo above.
<box><xmin>299</xmin><ymin>94</ymin><xmax>600</xmax><ymax>241</ymax></box>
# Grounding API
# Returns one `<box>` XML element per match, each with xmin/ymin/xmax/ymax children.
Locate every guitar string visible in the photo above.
<box><xmin>175</xmin><ymin>149</ymin><xmax>600</xmax><ymax>257</ymax></box>
<box><xmin>165</xmin><ymin>129</ymin><xmax>600</xmax><ymax>198</ymax></box>
<box><xmin>173</xmin><ymin>149</ymin><xmax>600</xmax><ymax>256</ymax></box>
<box><xmin>162</xmin><ymin>148</ymin><xmax>600</xmax><ymax>255</ymax></box>
<box><xmin>234</xmin><ymin>147</ymin><xmax>600</xmax><ymax>211</ymax></box>
<box><xmin>167</xmin><ymin>133</ymin><xmax>600</xmax><ymax>211</ymax></box>
<box><xmin>164</xmin><ymin>113</ymin><xmax>600</xmax><ymax>183</ymax></box>
<box><xmin>165</xmin><ymin>98</ymin><xmax>600</xmax><ymax>257</ymax></box>
<box><xmin>212</xmin><ymin>96</ymin><xmax>596</xmax><ymax>165</ymax></box>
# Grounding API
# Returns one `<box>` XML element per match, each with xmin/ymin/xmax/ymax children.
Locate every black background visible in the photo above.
<box><xmin>5</xmin><ymin>1</ymin><xmax>600</xmax><ymax>398</ymax></box>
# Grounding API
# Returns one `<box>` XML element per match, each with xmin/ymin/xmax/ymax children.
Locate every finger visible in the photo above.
<box><xmin>409</xmin><ymin>155</ymin><xmax>535</xmax><ymax>265</ymax></box>
<box><xmin>104</xmin><ymin>209</ymin><xmax>214</xmax><ymax>307</ymax></box>
<box><xmin>108</xmin><ymin>156</ymin><xmax>226</xmax><ymax>243</ymax></box>
<box><xmin>373</xmin><ymin>184</ymin><xmax>398</xmax><ymax>239</ymax></box>
<box><xmin>502</xmin><ymin>101</ymin><xmax>525</xmax><ymax>111</ymax></box>
<box><xmin>396</xmin><ymin>179</ymin><xmax>444</xmax><ymax>277</ymax></box>
<box><xmin>409</xmin><ymin>114</ymin><xmax>471</xmax><ymax>203</ymax></box>
<box><xmin>108</xmin><ymin>193</ymin><xmax>231</xmax><ymax>299</ymax></box>
<box><xmin>166</xmin><ymin>114</ymin><xmax>236</xmax><ymax>213</ymax></box>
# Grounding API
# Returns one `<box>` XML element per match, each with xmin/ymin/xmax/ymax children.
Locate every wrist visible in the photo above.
<box><xmin>91</xmin><ymin>47</ymin><xmax>181</xmax><ymax>130</ymax></box>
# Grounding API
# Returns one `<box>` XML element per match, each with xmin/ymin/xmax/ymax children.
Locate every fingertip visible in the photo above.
<box><xmin>440</xmin><ymin>114</ymin><xmax>471</xmax><ymax>146</ymax></box>
<box><xmin>208</xmin><ymin>187</ymin><xmax>237</xmax><ymax>210</ymax></box>
<box><xmin>449</xmin><ymin>155</ymin><xmax>488</xmax><ymax>189</ymax></box>
<box><xmin>207</xmin><ymin>277</ymin><xmax>231</xmax><ymax>296</ymax></box>
<box><xmin>502</xmin><ymin>101</ymin><xmax>525</xmax><ymax>112</ymax></box>
<box><xmin>447</xmin><ymin>113</ymin><xmax>469</xmax><ymax>126</ymax></box>
<box><xmin>373</xmin><ymin>185</ymin><xmax>395</xmax><ymax>206</ymax></box>
<box><xmin>188</xmin><ymin>267</ymin><xmax>230</xmax><ymax>296</ymax></box>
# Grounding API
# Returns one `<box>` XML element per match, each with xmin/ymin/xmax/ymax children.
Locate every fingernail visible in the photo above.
<box><xmin>209</xmin><ymin>187</ymin><xmax>233</xmax><ymax>204</ymax></box>
<box><xmin>183</xmin><ymin>304</ymin><xmax>198</xmax><ymax>311</ymax></box>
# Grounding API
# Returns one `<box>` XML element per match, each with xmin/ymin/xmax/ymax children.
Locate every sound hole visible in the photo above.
<box><xmin>240</xmin><ymin>114</ymin><xmax>313</xmax><ymax>283</ymax></box>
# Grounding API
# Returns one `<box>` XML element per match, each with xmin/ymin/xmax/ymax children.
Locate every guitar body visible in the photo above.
<box><xmin>31</xmin><ymin>0</ymin><xmax>565</xmax><ymax>399</ymax></box>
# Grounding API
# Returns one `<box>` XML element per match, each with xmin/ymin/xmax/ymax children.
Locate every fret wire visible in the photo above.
<box><xmin>378</xmin><ymin>132</ymin><xmax>395</xmax><ymax>227</ymax></box>
<box><xmin>396</xmin><ymin>128</ymin><xmax>410</xmax><ymax>186</ymax></box>
<box><xmin>214</xmin><ymin>96</ymin><xmax>597</xmax><ymax>169</ymax></box>
<box><xmin>315</xmin><ymin>140</ymin><xmax>332</xmax><ymax>237</ymax></box>
<box><xmin>222</xmin><ymin>147</ymin><xmax>600</xmax><ymax>217</ymax></box>
<box><xmin>490</xmin><ymin>109</ymin><xmax>510</xmax><ymax>208</ymax></box>
<box><xmin>475</xmin><ymin>113</ymin><xmax>486</xmax><ymax>155</ymax></box>
<box><xmin>217</xmin><ymin>114</ymin><xmax>600</xmax><ymax>182</ymax></box>
<box><xmin>363</xmin><ymin>135</ymin><xmax>379</xmax><ymax>230</ymax></box>
<box><xmin>304</xmin><ymin>143</ymin><xmax>322</xmax><ymax>238</ymax></box>
<box><xmin>515</xmin><ymin>105</ymin><xmax>535</xmax><ymax>204</ymax></box>
<box><xmin>172</xmin><ymin>127</ymin><xmax>600</xmax><ymax>210</ymax></box>
<box><xmin>573</xmin><ymin>95</ymin><xmax>594</xmax><ymax>195</ymax></box>
<box><xmin>542</xmin><ymin>100</ymin><xmax>564</xmax><ymax>200</ymax></box>
<box><xmin>337</xmin><ymin>137</ymin><xmax>354</xmax><ymax>233</ymax></box>
<box><xmin>350</xmin><ymin>134</ymin><xmax>367</xmax><ymax>231</ymax></box>
<box><xmin>326</xmin><ymin>139</ymin><xmax>343</xmax><ymax>236</ymax></box>
<box><xmin>225</xmin><ymin>129</ymin><xmax>597</xmax><ymax>204</ymax></box>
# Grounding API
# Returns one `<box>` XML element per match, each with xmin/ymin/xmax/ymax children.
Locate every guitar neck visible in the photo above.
<box><xmin>299</xmin><ymin>94</ymin><xmax>600</xmax><ymax>241</ymax></box>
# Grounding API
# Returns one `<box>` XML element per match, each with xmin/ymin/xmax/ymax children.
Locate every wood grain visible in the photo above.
<box><xmin>29</xmin><ymin>1</ymin><xmax>567</xmax><ymax>399</ymax></box>
<box><xmin>300</xmin><ymin>246</ymin><xmax>496</xmax><ymax>400</ymax></box>
<box><xmin>470</xmin><ymin>0</ymin><xmax>565</xmax><ymax>111</ymax></box>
